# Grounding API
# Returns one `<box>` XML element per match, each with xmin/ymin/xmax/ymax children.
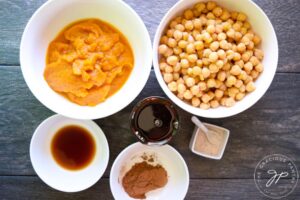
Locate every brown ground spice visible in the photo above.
<box><xmin>122</xmin><ymin>161</ymin><xmax>168</xmax><ymax>199</ymax></box>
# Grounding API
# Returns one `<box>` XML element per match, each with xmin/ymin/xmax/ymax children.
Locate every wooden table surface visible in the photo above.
<box><xmin>0</xmin><ymin>0</ymin><xmax>299</xmax><ymax>199</ymax></box>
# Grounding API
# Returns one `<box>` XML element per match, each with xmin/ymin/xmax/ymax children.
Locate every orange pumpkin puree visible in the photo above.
<box><xmin>44</xmin><ymin>19</ymin><xmax>134</xmax><ymax>106</ymax></box>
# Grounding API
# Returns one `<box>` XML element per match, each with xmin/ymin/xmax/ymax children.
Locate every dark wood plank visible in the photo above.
<box><xmin>0</xmin><ymin>0</ymin><xmax>299</xmax><ymax>73</ymax></box>
<box><xmin>0</xmin><ymin>66</ymin><xmax>299</xmax><ymax>178</ymax></box>
<box><xmin>0</xmin><ymin>176</ymin><xmax>299</xmax><ymax>200</ymax></box>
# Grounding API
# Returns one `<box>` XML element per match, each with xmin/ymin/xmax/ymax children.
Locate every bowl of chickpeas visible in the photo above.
<box><xmin>153</xmin><ymin>0</ymin><xmax>278</xmax><ymax>118</ymax></box>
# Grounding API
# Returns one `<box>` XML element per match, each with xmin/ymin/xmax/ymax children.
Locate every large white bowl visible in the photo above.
<box><xmin>20</xmin><ymin>0</ymin><xmax>152</xmax><ymax>119</ymax></box>
<box><xmin>153</xmin><ymin>0</ymin><xmax>278</xmax><ymax>118</ymax></box>
<box><xmin>30</xmin><ymin>114</ymin><xmax>109</xmax><ymax>192</ymax></box>
<box><xmin>110</xmin><ymin>142</ymin><xmax>189</xmax><ymax>200</ymax></box>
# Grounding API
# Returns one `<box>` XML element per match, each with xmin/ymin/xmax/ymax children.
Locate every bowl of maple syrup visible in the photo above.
<box><xmin>30</xmin><ymin>114</ymin><xmax>109</xmax><ymax>192</ymax></box>
<box><xmin>130</xmin><ymin>96</ymin><xmax>179</xmax><ymax>145</ymax></box>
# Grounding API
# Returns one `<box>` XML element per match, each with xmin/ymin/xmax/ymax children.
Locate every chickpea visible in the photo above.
<box><xmin>160</xmin><ymin>35</ymin><xmax>168</xmax><ymax>44</ymax></box>
<box><xmin>178</xmin><ymin>40</ymin><xmax>188</xmax><ymax>49</ymax></box>
<box><xmin>207</xmin><ymin>78</ymin><xmax>216</xmax><ymax>88</ymax></box>
<box><xmin>181</xmin><ymin>68</ymin><xmax>187</xmax><ymax>75</ymax></box>
<box><xmin>230</xmin><ymin>65</ymin><xmax>241</xmax><ymax>75</ymax></box>
<box><xmin>169</xmin><ymin>20</ymin><xmax>178</xmax><ymax>29</ymax></box>
<box><xmin>203</xmin><ymin>48</ymin><xmax>212</xmax><ymax>57</ymax></box>
<box><xmin>165</xmin><ymin>65</ymin><xmax>173</xmax><ymax>73</ymax></box>
<box><xmin>203</xmin><ymin>32</ymin><xmax>213</xmax><ymax>43</ymax></box>
<box><xmin>255</xmin><ymin>63</ymin><xmax>264</xmax><ymax>72</ymax></box>
<box><xmin>193</xmin><ymin>18</ymin><xmax>202</xmax><ymax>29</ymax></box>
<box><xmin>212</xmin><ymin>6</ymin><xmax>223</xmax><ymax>17</ymax></box>
<box><xmin>249</xmin><ymin>56</ymin><xmax>259</xmax><ymax>66</ymax></box>
<box><xmin>247</xmin><ymin>41</ymin><xmax>254</xmax><ymax>50</ymax></box>
<box><xmin>163</xmin><ymin>73</ymin><xmax>173</xmax><ymax>83</ymax></box>
<box><xmin>242</xmin><ymin>51</ymin><xmax>252</xmax><ymax>62</ymax></box>
<box><xmin>235</xmin><ymin>92</ymin><xmax>245</xmax><ymax>101</ymax></box>
<box><xmin>179</xmin><ymin>52</ymin><xmax>187</xmax><ymax>59</ymax></box>
<box><xmin>222</xmin><ymin>63</ymin><xmax>231</xmax><ymax>71</ymax></box>
<box><xmin>217</xmin><ymin>71</ymin><xmax>226</xmax><ymax>81</ymax></box>
<box><xmin>186</xmin><ymin>43</ymin><xmax>195</xmax><ymax>54</ymax></box>
<box><xmin>208</xmin><ymin>52</ymin><xmax>218</xmax><ymax>62</ymax></box>
<box><xmin>177</xmin><ymin>93</ymin><xmax>184</xmax><ymax>100</ymax></box>
<box><xmin>237</xmin><ymin>12</ymin><xmax>247</xmax><ymax>21</ymax></box>
<box><xmin>190</xmin><ymin>85</ymin><xmax>200</xmax><ymax>95</ymax></box>
<box><xmin>234</xmin><ymin>79</ymin><xmax>243</xmax><ymax>88</ymax></box>
<box><xmin>173</xmin><ymin>63</ymin><xmax>181</xmax><ymax>72</ymax></box>
<box><xmin>185</xmin><ymin>77</ymin><xmax>196</xmax><ymax>87</ymax></box>
<box><xmin>167</xmin><ymin>38</ymin><xmax>177</xmax><ymax>48</ymax></box>
<box><xmin>210</xmin><ymin>100</ymin><xmax>219</xmax><ymax>108</ymax></box>
<box><xmin>210</xmin><ymin>41</ymin><xmax>219</xmax><ymax>51</ymax></box>
<box><xmin>225</xmin><ymin>97</ymin><xmax>235</xmax><ymax>107</ymax></box>
<box><xmin>173</xmin><ymin>73</ymin><xmax>180</xmax><ymax>80</ymax></box>
<box><xmin>173</xmin><ymin>30</ymin><xmax>183</xmax><ymax>41</ymax></box>
<box><xmin>216</xmin><ymin>60</ymin><xmax>224</xmax><ymax>68</ymax></box>
<box><xmin>246</xmin><ymin>81</ymin><xmax>256</xmax><ymax>92</ymax></box>
<box><xmin>220</xmin><ymin>40</ymin><xmax>229</xmax><ymax>50</ymax></box>
<box><xmin>175</xmin><ymin>24</ymin><xmax>185</xmax><ymax>32</ymax></box>
<box><xmin>251</xmin><ymin>70</ymin><xmax>259</xmax><ymax>79</ymax></box>
<box><xmin>244</xmin><ymin>62</ymin><xmax>253</xmax><ymax>71</ymax></box>
<box><xmin>207</xmin><ymin>12</ymin><xmax>216</xmax><ymax>20</ymax></box>
<box><xmin>168</xmin><ymin>81</ymin><xmax>177</xmax><ymax>92</ymax></box>
<box><xmin>239</xmin><ymin>84</ymin><xmax>246</xmax><ymax>92</ymax></box>
<box><xmin>202</xmin><ymin>58</ymin><xmax>210</xmax><ymax>66</ymax></box>
<box><xmin>188</xmin><ymin>54</ymin><xmax>198</xmax><ymax>63</ymax></box>
<box><xmin>195</xmin><ymin>2</ymin><xmax>206</xmax><ymax>12</ymax></box>
<box><xmin>185</xmin><ymin>20</ymin><xmax>194</xmax><ymax>31</ymax></box>
<box><xmin>159</xmin><ymin>62</ymin><xmax>168</xmax><ymax>71</ymax></box>
<box><xmin>207</xmin><ymin>1</ymin><xmax>217</xmax><ymax>10</ymax></box>
<box><xmin>226</xmin><ymin>50</ymin><xmax>234</xmax><ymax>60</ymax></box>
<box><xmin>232</xmin><ymin>23</ymin><xmax>241</xmax><ymax>32</ymax></box>
<box><xmin>233</xmin><ymin>52</ymin><xmax>241</xmax><ymax>61</ymax></box>
<box><xmin>237</xmin><ymin>43</ymin><xmax>246</xmax><ymax>53</ymax></box>
<box><xmin>253</xmin><ymin>35</ymin><xmax>261</xmax><ymax>45</ymax></box>
<box><xmin>217</xmin><ymin>32</ymin><xmax>227</xmax><ymax>41</ymax></box>
<box><xmin>167</xmin><ymin>29</ymin><xmax>174</xmax><ymax>38</ymax></box>
<box><xmin>234</xmin><ymin>32</ymin><xmax>243</xmax><ymax>41</ymax></box>
<box><xmin>201</xmin><ymin>93</ymin><xmax>210</xmax><ymax>103</ymax></box>
<box><xmin>238</xmin><ymin>70</ymin><xmax>248</xmax><ymax>81</ymax></box>
<box><xmin>226</xmin><ymin>75</ymin><xmax>237</xmax><ymax>86</ymax></box>
<box><xmin>177</xmin><ymin>78</ymin><xmax>184</xmax><ymax>84</ymax></box>
<box><xmin>189</xmin><ymin>97</ymin><xmax>200</xmax><ymax>107</ymax></box>
<box><xmin>207</xmin><ymin>24</ymin><xmax>215</xmax><ymax>34</ymax></box>
<box><xmin>182</xmin><ymin>32</ymin><xmax>189</xmax><ymax>40</ymax></box>
<box><xmin>167</xmin><ymin>55</ymin><xmax>178</xmax><ymax>66</ymax></box>
<box><xmin>194</xmin><ymin>41</ymin><xmax>204</xmax><ymax>50</ymax></box>
<box><xmin>177</xmin><ymin>83</ymin><xmax>186</xmax><ymax>94</ymax></box>
<box><xmin>187</xmin><ymin>68</ymin><xmax>193</xmax><ymax>76</ymax></box>
<box><xmin>196</xmin><ymin>59</ymin><xmax>203</xmax><ymax>67</ymax></box>
<box><xmin>202</xmin><ymin>67</ymin><xmax>211</xmax><ymax>79</ymax></box>
<box><xmin>209</xmin><ymin>63</ymin><xmax>219</xmax><ymax>73</ymax></box>
<box><xmin>235</xmin><ymin>60</ymin><xmax>244</xmax><ymax>68</ymax></box>
<box><xmin>241</xmin><ymin>36</ymin><xmax>250</xmax><ymax>45</ymax></box>
<box><xmin>240</xmin><ymin>27</ymin><xmax>247</xmax><ymax>35</ymax></box>
<box><xmin>222</xmin><ymin>21</ymin><xmax>231</xmax><ymax>31</ymax></box>
<box><xmin>214</xmin><ymin>89</ymin><xmax>223</xmax><ymax>98</ymax></box>
<box><xmin>217</xmin><ymin>49</ymin><xmax>226</xmax><ymax>59</ymax></box>
<box><xmin>158</xmin><ymin>44</ymin><xmax>168</xmax><ymax>55</ymax></box>
<box><xmin>220</xmin><ymin>9</ymin><xmax>230</xmax><ymax>20</ymax></box>
<box><xmin>192</xmin><ymin>66</ymin><xmax>202</xmax><ymax>76</ymax></box>
<box><xmin>226</xmin><ymin>28</ymin><xmax>235</xmax><ymax>39</ymax></box>
<box><xmin>198</xmin><ymin>81</ymin><xmax>206</xmax><ymax>90</ymax></box>
<box><xmin>228</xmin><ymin>87</ymin><xmax>239</xmax><ymax>98</ymax></box>
<box><xmin>199</xmin><ymin>103</ymin><xmax>210</xmax><ymax>109</ymax></box>
<box><xmin>254</xmin><ymin>49</ymin><xmax>264</xmax><ymax>60</ymax></box>
<box><xmin>184</xmin><ymin>9</ymin><xmax>194</xmax><ymax>20</ymax></box>
<box><xmin>164</xmin><ymin>48</ymin><xmax>174</xmax><ymax>57</ymax></box>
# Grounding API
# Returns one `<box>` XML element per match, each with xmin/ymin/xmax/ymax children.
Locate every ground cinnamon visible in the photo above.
<box><xmin>122</xmin><ymin>161</ymin><xmax>168</xmax><ymax>199</ymax></box>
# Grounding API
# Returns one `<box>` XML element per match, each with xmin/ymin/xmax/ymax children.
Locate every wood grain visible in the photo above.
<box><xmin>0</xmin><ymin>176</ymin><xmax>299</xmax><ymax>200</ymax></box>
<box><xmin>0</xmin><ymin>0</ymin><xmax>299</xmax><ymax>73</ymax></box>
<box><xmin>0</xmin><ymin>66</ymin><xmax>299</xmax><ymax>179</ymax></box>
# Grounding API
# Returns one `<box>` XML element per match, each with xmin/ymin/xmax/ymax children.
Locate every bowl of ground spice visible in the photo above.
<box><xmin>110</xmin><ymin>142</ymin><xmax>189</xmax><ymax>199</ymax></box>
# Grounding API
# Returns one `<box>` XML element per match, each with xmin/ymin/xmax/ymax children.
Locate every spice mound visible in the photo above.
<box><xmin>122</xmin><ymin>161</ymin><xmax>168</xmax><ymax>199</ymax></box>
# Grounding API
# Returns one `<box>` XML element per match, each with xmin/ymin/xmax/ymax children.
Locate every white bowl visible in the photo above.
<box><xmin>30</xmin><ymin>114</ymin><xmax>109</xmax><ymax>192</ymax></box>
<box><xmin>20</xmin><ymin>0</ymin><xmax>152</xmax><ymax>119</ymax></box>
<box><xmin>189</xmin><ymin>122</ymin><xmax>230</xmax><ymax>160</ymax></box>
<box><xmin>110</xmin><ymin>142</ymin><xmax>189</xmax><ymax>200</ymax></box>
<box><xmin>153</xmin><ymin>0</ymin><xmax>278</xmax><ymax>118</ymax></box>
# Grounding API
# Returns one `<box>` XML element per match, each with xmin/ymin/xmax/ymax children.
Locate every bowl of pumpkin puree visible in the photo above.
<box><xmin>20</xmin><ymin>0</ymin><xmax>152</xmax><ymax>119</ymax></box>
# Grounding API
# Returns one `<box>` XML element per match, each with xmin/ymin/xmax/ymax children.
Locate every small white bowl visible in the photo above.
<box><xmin>189</xmin><ymin>123</ymin><xmax>229</xmax><ymax>160</ymax></box>
<box><xmin>153</xmin><ymin>0</ymin><xmax>278</xmax><ymax>118</ymax></box>
<box><xmin>30</xmin><ymin>114</ymin><xmax>109</xmax><ymax>192</ymax></box>
<box><xmin>110</xmin><ymin>142</ymin><xmax>189</xmax><ymax>200</ymax></box>
<box><xmin>20</xmin><ymin>0</ymin><xmax>152</xmax><ymax>119</ymax></box>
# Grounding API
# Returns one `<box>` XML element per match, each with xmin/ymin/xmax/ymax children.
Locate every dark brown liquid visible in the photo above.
<box><xmin>136</xmin><ymin>103</ymin><xmax>174</xmax><ymax>141</ymax></box>
<box><xmin>51</xmin><ymin>125</ymin><xmax>96</xmax><ymax>170</ymax></box>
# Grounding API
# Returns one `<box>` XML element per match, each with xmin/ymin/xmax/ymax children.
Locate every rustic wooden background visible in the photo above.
<box><xmin>0</xmin><ymin>0</ymin><xmax>299</xmax><ymax>199</ymax></box>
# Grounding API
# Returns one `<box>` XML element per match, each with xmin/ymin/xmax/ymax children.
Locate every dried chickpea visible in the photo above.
<box><xmin>173</xmin><ymin>30</ymin><xmax>183</xmax><ymax>41</ymax></box>
<box><xmin>250</xmin><ymin>56</ymin><xmax>259</xmax><ymax>66</ymax></box>
<box><xmin>210</xmin><ymin>41</ymin><xmax>220</xmax><ymax>51</ymax></box>
<box><xmin>237</xmin><ymin>43</ymin><xmax>246</xmax><ymax>53</ymax></box>
<box><xmin>185</xmin><ymin>77</ymin><xmax>196</xmax><ymax>87</ymax></box>
<box><xmin>238</xmin><ymin>70</ymin><xmax>248</xmax><ymax>81</ymax></box>
<box><xmin>251</xmin><ymin>70</ymin><xmax>259</xmax><ymax>79</ymax></box>
<box><xmin>173</xmin><ymin>63</ymin><xmax>181</xmax><ymax>72</ymax></box>
<box><xmin>225</xmin><ymin>97</ymin><xmax>235</xmax><ymax>107</ymax></box>
<box><xmin>207</xmin><ymin>24</ymin><xmax>215</xmax><ymax>34</ymax></box>
<box><xmin>187</xmin><ymin>68</ymin><xmax>193</xmax><ymax>76</ymax></box>
<box><xmin>163</xmin><ymin>73</ymin><xmax>173</xmax><ymax>83</ymax></box>
<box><xmin>222</xmin><ymin>63</ymin><xmax>231</xmax><ymax>71</ymax></box>
<box><xmin>220</xmin><ymin>9</ymin><xmax>230</xmax><ymax>20</ymax></box>
<box><xmin>254</xmin><ymin>49</ymin><xmax>264</xmax><ymax>60</ymax></box>
<box><xmin>158</xmin><ymin>44</ymin><xmax>168</xmax><ymax>54</ymax></box>
<box><xmin>194</xmin><ymin>41</ymin><xmax>204</xmax><ymax>50</ymax></box>
<box><xmin>164</xmin><ymin>48</ymin><xmax>174</xmax><ymax>57</ymax></box>
<box><xmin>230</xmin><ymin>65</ymin><xmax>241</xmax><ymax>75</ymax></box>
<box><xmin>246</xmin><ymin>81</ymin><xmax>256</xmax><ymax>92</ymax></box>
<box><xmin>184</xmin><ymin>9</ymin><xmax>194</xmax><ymax>20</ymax></box>
<box><xmin>255</xmin><ymin>63</ymin><xmax>264</xmax><ymax>72</ymax></box>
<box><xmin>234</xmin><ymin>32</ymin><xmax>243</xmax><ymax>41</ymax></box>
<box><xmin>242</xmin><ymin>51</ymin><xmax>252</xmax><ymax>62</ymax></box>
<box><xmin>169</xmin><ymin>20</ymin><xmax>178</xmax><ymax>29</ymax></box>
<box><xmin>233</xmin><ymin>52</ymin><xmax>241</xmax><ymax>61</ymax></box>
<box><xmin>207</xmin><ymin>1</ymin><xmax>217</xmax><ymax>10</ymax></box>
<box><xmin>186</xmin><ymin>43</ymin><xmax>195</xmax><ymax>54</ymax></box>
<box><xmin>180</xmin><ymin>59</ymin><xmax>189</xmax><ymax>69</ymax></box>
<box><xmin>167</xmin><ymin>55</ymin><xmax>178</xmax><ymax>66</ymax></box>
<box><xmin>235</xmin><ymin>92</ymin><xmax>245</xmax><ymax>101</ymax></box>
<box><xmin>190</xmin><ymin>85</ymin><xmax>200</xmax><ymax>95</ymax></box>
<box><xmin>185</xmin><ymin>20</ymin><xmax>194</xmax><ymax>31</ymax></box>
<box><xmin>228</xmin><ymin>87</ymin><xmax>239</xmax><ymax>98</ymax></box>
<box><xmin>210</xmin><ymin>100</ymin><xmax>219</xmax><ymax>108</ymax></box>
<box><xmin>167</xmin><ymin>29</ymin><xmax>174</xmax><ymax>38</ymax></box>
<box><xmin>237</xmin><ymin>12</ymin><xmax>247</xmax><ymax>21</ymax></box>
<box><xmin>207</xmin><ymin>12</ymin><xmax>216</xmax><ymax>20</ymax></box>
<box><xmin>231</xmin><ymin>11</ymin><xmax>238</xmax><ymax>20</ymax></box>
<box><xmin>212</xmin><ymin>6</ymin><xmax>223</xmax><ymax>17</ymax></box>
<box><xmin>195</xmin><ymin>2</ymin><xmax>206</xmax><ymax>12</ymax></box>
<box><xmin>220</xmin><ymin>40</ymin><xmax>229</xmax><ymax>50</ymax></box>
<box><xmin>193</xmin><ymin>18</ymin><xmax>202</xmax><ymax>29</ymax></box>
<box><xmin>159</xmin><ymin>62</ymin><xmax>168</xmax><ymax>71</ymax></box>
<box><xmin>244</xmin><ymin>62</ymin><xmax>253</xmax><ymax>71</ymax></box>
<box><xmin>187</xmin><ymin>54</ymin><xmax>198</xmax><ymax>63</ymax></box>
<box><xmin>207</xmin><ymin>78</ymin><xmax>216</xmax><ymax>88</ymax></box>
<box><xmin>253</xmin><ymin>35</ymin><xmax>261</xmax><ymax>45</ymax></box>
<box><xmin>177</xmin><ymin>78</ymin><xmax>184</xmax><ymax>84</ymax></box>
<box><xmin>239</xmin><ymin>84</ymin><xmax>246</xmax><ymax>92</ymax></box>
<box><xmin>168</xmin><ymin>81</ymin><xmax>177</xmax><ymax>92</ymax></box>
<box><xmin>217</xmin><ymin>49</ymin><xmax>226</xmax><ymax>59</ymax></box>
<box><xmin>178</xmin><ymin>40</ymin><xmax>188</xmax><ymax>49</ymax></box>
<box><xmin>167</xmin><ymin>38</ymin><xmax>177</xmax><ymax>48</ymax></box>
<box><xmin>191</xmin><ymin>97</ymin><xmax>201</xmax><ymax>107</ymax></box>
<box><xmin>165</xmin><ymin>65</ymin><xmax>173</xmax><ymax>73</ymax></box>
<box><xmin>175</xmin><ymin>24</ymin><xmax>185</xmax><ymax>32</ymax></box>
<box><xmin>177</xmin><ymin>83</ymin><xmax>186</xmax><ymax>94</ymax></box>
<box><xmin>234</xmin><ymin>79</ymin><xmax>243</xmax><ymax>88</ymax></box>
<box><xmin>200</xmin><ymin>103</ymin><xmax>210</xmax><ymax>109</ymax></box>
<box><xmin>208</xmin><ymin>52</ymin><xmax>218</xmax><ymax>62</ymax></box>
<box><xmin>196</xmin><ymin>59</ymin><xmax>203</xmax><ymax>67</ymax></box>
<box><xmin>226</xmin><ymin>75</ymin><xmax>237</xmax><ymax>86</ymax></box>
<box><xmin>192</xmin><ymin>66</ymin><xmax>202</xmax><ymax>76</ymax></box>
<box><xmin>173</xmin><ymin>73</ymin><xmax>180</xmax><ymax>80</ymax></box>
<box><xmin>217</xmin><ymin>71</ymin><xmax>226</xmax><ymax>81</ymax></box>
<box><xmin>177</xmin><ymin>93</ymin><xmax>184</xmax><ymax>100</ymax></box>
<box><xmin>203</xmin><ymin>48</ymin><xmax>212</xmax><ymax>57</ymax></box>
<box><xmin>209</xmin><ymin>63</ymin><xmax>219</xmax><ymax>73</ymax></box>
<box><xmin>215</xmin><ymin>89</ymin><xmax>224</xmax><ymax>98</ymax></box>
<box><xmin>202</xmin><ymin>67</ymin><xmax>211</xmax><ymax>79</ymax></box>
<box><xmin>201</xmin><ymin>94</ymin><xmax>210</xmax><ymax>103</ymax></box>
